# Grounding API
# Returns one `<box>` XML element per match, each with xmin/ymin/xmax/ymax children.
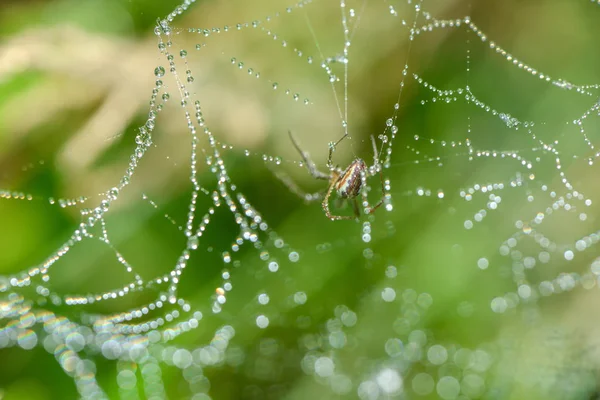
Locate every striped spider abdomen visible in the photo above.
<box><xmin>335</xmin><ymin>158</ymin><xmax>366</xmax><ymax>199</ymax></box>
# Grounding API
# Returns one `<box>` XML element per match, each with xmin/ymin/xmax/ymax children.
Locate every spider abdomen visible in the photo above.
<box><xmin>335</xmin><ymin>158</ymin><xmax>366</xmax><ymax>199</ymax></box>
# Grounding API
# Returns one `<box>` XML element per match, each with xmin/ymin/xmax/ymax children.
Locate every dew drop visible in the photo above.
<box><xmin>154</xmin><ymin>66</ymin><xmax>165</xmax><ymax>77</ymax></box>
<box><xmin>288</xmin><ymin>251</ymin><xmax>299</xmax><ymax>262</ymax></box>
<box><xmin>256</xmin><ymin>315</ymin><xmax>269</xmax><ymax>328</ymax></box>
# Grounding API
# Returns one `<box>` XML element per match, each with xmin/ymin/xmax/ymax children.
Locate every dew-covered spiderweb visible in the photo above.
<box><xmin>1</xmin><ymin>0</ymin><xmax>600</xmax><ymax>398</ymax></box>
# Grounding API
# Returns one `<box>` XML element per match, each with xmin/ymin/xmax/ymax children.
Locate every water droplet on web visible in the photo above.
<box><xmin>17</xmin><ymin>330</ymin><xmax>37</xmax><ymax>350</ymax></box>
<box><xmin>315</xmin><ymin>357</ymin><xmax>335</xmax><ymax>377</ymax></box>
<box><xmin>154</xmin><ymin>66</ymin><xmax>165</xmax><ymax>77</ymax></box>
<box><xmin>436</xmin><ymin>376</ymin><xmax>460</xmax><ymax>399</ymax></box>
<box><xmin>384</xmin><ymin>266</ymin><xmax>397</xmax><ymax>278</ymax></box>
<box><xmin>381</xmin><ymin>287</ymin><xmax>395</xmax><ymax>302</ymax></box>
<box><xmin>188</xmin><ymin>236</ymin><xmax>199</xmax><ymax>250</ymax></box>
<box><xmin>222</xmin><ymin>252</ymin><xmax>231</xmax><ymax>263</ymax></box>
<box><xmin>145</xmin><ymin>120</ymin><xmax>155</xmax><ymax>131</ymax></box>
<box><xmin>357</xmin><ymin>381</ymin><xmax>379</xmax><ymax>400</ymax></box>
<box><xmin>384</xmin><ymin>338</ymin><xmax>403</xmax><ymax>357</ymax></box>
<box><xmin>490</xmin><ymin>297</ymin><xmax>507</xmax><ymax>313</ymax></box>
<box><xmin>258</xmin><ymin>293</ymin><xmax>269</xmax><ymax>304</ymax></box>
<box><xmin>477</xmin><ymin>258</ymin><xmax>489</xmax><ymax>269</ymax></box>
<box><xmin>288</xmin><ymin>251</ymin><xmax>299</xmax><ymax>262</ymax></box>
<box><xmin>117</xmin><ymin>370</ymin><xmax>137</xmax><ymax>390</ymax></box>
<box><xmin>564</xmin><ymin>250</ymin><xmax>574</xmax><ymax>260</ymax></box>
<box><xmin>328</xmin><ymin>331</ymin><xmax>347</xmax><ymax>349</ymax></box>
<box><xmin>256</xmin><ymin>315</ymin><xmax>269</xmax><ymax>328</ymax></box>
<box><xmin>293</xmin><ymin>291</ymin><xmax>307</xmax><ymax>305</ymax></box>
<box><xmin>173</xmin><ymin>349</ymin><xmax>192</xmax><ymax>369</ymax></box>
<box><xmin>427</xmin><ymin>344</ymin><xmax>448</xmax><ymax>365</ymax></box>
<box><xmin>376</xmin><ymin>368</ymin><xmax>402</xmax><ymax>394</ymax></box>
<box><xmin>412</xmin><ymin>373</ymin><xmax>434</xmax><ymax>395</ymax></box>
<box><xmin>268</xmin><ymin>261</ymin><xmax>279</xmax><ymax>272</ymax></box>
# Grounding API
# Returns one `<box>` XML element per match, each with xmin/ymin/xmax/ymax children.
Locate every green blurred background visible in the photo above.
<box><xmin>1</xmin><ymin>0</ymin><xmax>600</xmax><ymax>399</ymax></box>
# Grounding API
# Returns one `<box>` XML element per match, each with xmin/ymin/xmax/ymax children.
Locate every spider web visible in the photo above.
<box><xmin>1</xmin><ymin>0</ymin><xmax>600</xmax><ymax>399</ymax></box>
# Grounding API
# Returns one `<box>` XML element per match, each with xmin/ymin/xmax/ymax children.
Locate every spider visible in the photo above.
<box><xmin>281</xmin><ymin>131</ymin><xmax>386</xmax><ymax>220</ymax></box>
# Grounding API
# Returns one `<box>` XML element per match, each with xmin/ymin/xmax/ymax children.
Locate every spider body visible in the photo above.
<box><xmin>334</xmin><ymin>158</ymin><xmax>365</xmax><ymax>199</ymax></box>
<box><xmin>283</xmin><ymin>131</ymin><xmax>385</xmax><ymax>221</ymax></box>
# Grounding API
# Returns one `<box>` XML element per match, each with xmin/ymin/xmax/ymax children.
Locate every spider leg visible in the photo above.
<box><xmin>272</xmin><ymin>168</ymin><xmax>324</xmax><ymax>202</ymax></box>
<box><xmin>326</xmin><ymin>133</ymin><xmax>352</xmax><ymax>170</ymax></box>
<box><xmin>358</xmin><ymin>135</ymin><xmax>386</xmax><ymax>215</ymax></box>
<box><xmin>366</xmin><ymin>171</ymin><xmax>386</xmax><ymax>214</ymax></box>
<box><xmin>371</xmin><ymin>135</ymin><xmax>379</xmax><ymax>165</ymax></box>
<box><xmin>288</xmin><ymin>131</ymin><xmax>330</xmax><ymax>180</ymax></box>
<box><xmin>327</xmin><ymin>144</ymin><xmax>334</xmax><ymax>170</ymax></box>
<box><xmin>332</xmin><ymin>132</ymin><xmax>350</xmax><ymax>152</ymax></box>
